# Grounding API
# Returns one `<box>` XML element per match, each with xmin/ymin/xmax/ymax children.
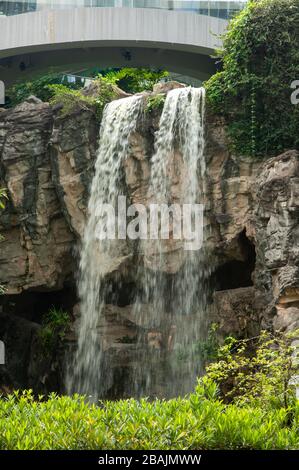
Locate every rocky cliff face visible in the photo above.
<box><xmin>255</xmin><ymin>150</ymin><xmax>299</xmax><ymax>332</ymax></box>
<box><xmin>0</xmin><ymin>85</ymin><xmax>298</xmax><ymax>396</ymax></box>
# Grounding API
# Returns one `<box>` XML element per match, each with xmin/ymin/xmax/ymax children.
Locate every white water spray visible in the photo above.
<box><xmin>132</xmin><ymin>87</ymin><xmax>208</xmax><ymax>396</ymax></box>
<box><xmin>67</xmin><ymin>87</ymin><xmax>209</xmax><ymax>399</ymax></box>
<box><xmin>66</xmin><ymin>95</ymin><xmax>142</xmax><ymax>398</ymax></box>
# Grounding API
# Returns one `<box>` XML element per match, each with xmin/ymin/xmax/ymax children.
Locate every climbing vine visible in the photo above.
<box><xmin>205</xmin><ymin>0</ymin><xmax>299</xmax><ymax>157</ymax></box>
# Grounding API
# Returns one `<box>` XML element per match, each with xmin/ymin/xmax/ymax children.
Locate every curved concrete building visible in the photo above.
<box><xmin>0</xmin><ymin>1</ymin><xmax>246</xmax><ymax>84</ymax></box>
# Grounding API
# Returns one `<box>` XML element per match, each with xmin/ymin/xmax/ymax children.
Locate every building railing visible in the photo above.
<box><xmin>0</xmin><ymin>0</ymin><xmax>246</xmax><ymax>20</ymax></box>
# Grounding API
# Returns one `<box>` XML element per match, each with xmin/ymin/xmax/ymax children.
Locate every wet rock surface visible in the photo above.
<box><xmin>0</xmin><ymin>88</ymin><xmax>298</xmax><ymax>396</ymax></box>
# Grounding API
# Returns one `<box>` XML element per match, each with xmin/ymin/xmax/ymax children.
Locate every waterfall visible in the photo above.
<box><xmin>132</xmin><ymin>87</ymin><xmax>208</xmax><ymax>397</ymax></box>
<box><xmin>67</xmin><ymin>86</ymin><xmax>208</xmax><ymax>399</ymax></box>
<box><xmin>66</xmin><ymin>95</ymin><xmax>143</xmax><ymax>398</ymax></box>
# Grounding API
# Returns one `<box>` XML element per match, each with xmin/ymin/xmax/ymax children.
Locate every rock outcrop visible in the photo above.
<box><xmin>255</xmin><ymin>150</ymin><xmax>299</xmax><ymax>332</ymax></box>
<box><xmin>0</xmin><ymin>97</ymin><xmax>75</xmax><ymax>293</ymax></box>
<box><xmin>0</xmin><ymin>85</ymin><xmax>298</xmax><ymax>396</ymax></box>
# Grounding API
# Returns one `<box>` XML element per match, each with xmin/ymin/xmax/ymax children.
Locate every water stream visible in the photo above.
<box><xmin>66</xmin><ymin>94</ymin><xmax>143</xmax><ymax>398</ymax></box>
<box><xmin>67</xmin><ymin>87</ymin><xmax>209</xmax><ymax>399</ymax></box>
<box><xmin>132</xmin><ymin>87</ymin><xmax>208</xmax><ymax>396</ymax></box>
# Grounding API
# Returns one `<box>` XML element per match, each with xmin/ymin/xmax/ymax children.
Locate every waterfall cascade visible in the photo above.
<box><xmin>133</xmin><ymin>87</ymin><xmax>209</xmax><ymax>396</ymax></box>
<box><xmin>66</xmin><ymin>95</ymin><xmax>143</xmax><ymax>397</ymax></box>
<box><xmin>67</xmin><ymin>87</ymin><xmax>210</xmax><ymax>399</ymax></box>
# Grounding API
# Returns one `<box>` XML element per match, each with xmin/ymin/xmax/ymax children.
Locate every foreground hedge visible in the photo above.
<box><xmin>0</xmin><ymin>385</ymin><xmax>298</xmax><ymax>450</ymax></box>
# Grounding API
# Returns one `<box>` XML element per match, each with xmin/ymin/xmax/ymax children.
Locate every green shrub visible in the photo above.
<box><xmin>38</xmin><ymin>307</ymin><xmax>70</xmax><ymax>353</ymax></box>
<box><xmin>205</xmin><ymin>330</ymin><xmax>299</xmax><ymax>409</ymax></box>
<box><xmin>49</xmin><ymin>85</ymin><xmax>96</xmax><ymax>115</ymax></box>
<box><xmin>0</xmin><ymin>329</ymin><xmax>298</xmax><ymax>450</ymax></box>
<box><xmin>145</xmin><ymin>93</ymin><xmax>166</xmax><ymax>113</ymax></box>
<box><xmin>205</xmin><ymin>0</ymin><xmax>299</xmax><ymax>157</ymax></box>
<box><xmin>0</xmin><ymin>385</ymin><xmax>297</xmax><ymax>449</ymax></box>
<box><xmin>0</xmin><ymin>326</ymin><xmax>298</xmax><ymax>450</ymax></box>
<box><xmin>49</xmin><ymin>79</ymin><xmax>116</xmax><ymax>121</ymax></box>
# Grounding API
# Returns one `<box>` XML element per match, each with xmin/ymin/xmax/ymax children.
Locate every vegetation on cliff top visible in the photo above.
<box><xmin>4</xmin><ymin>68</ymin><xmax>168</xmax><ymax>108</ymax></box>
<box><xmin>4</xmin><ymin>0</ymin><xmax>299</xmax><ymax>160</ymax></box>
<box><xmin>4</xmin><ymin>68</ymin><xmax>169</xmax><ymax>121</ymax></box>
<box><xmin>48</xmin><ymin>80</ymin><xmax>117</xmax><ymax>121</ymax></box>
<box><xmin>4</xmin><ymin>73</ymin><xmax>77</xmax><ymax>108</ymax></box>
<box><xmin>205</xmin><ymin>0</ymin><xmax>299</xmax><ymax>157</ymax></box>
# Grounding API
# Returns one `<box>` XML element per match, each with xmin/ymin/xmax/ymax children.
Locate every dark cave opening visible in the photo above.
<box><xmin>214</xmin><ymin>230</ymin><xmax>256</xmax><ymax>291</ymax></box>
<box><xmin>0</xmin><ymin>284</ymin><xmax>77</xmax><ymax>324</ymax></box>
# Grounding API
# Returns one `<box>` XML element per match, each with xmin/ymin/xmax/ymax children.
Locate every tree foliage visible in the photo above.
<box><xmin>205</xmin><ymin>0</ymin><xmax>299</xmax><ymax>157</ymax></box>
<box><xmin>100</xmin><ymin>68</ymin><xmax>169</xmax><ymax>94</ymax></box>
<box><xmin>5</xmin><ymin>73</ymin><xmax>81</xmax><ymax>108</ymax></box>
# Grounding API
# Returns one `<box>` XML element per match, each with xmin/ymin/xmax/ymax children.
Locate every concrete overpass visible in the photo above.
<box><xmin>0</xmin><ymin>2</ymin><xmax>245</xmax><ymax>84</ymax></box>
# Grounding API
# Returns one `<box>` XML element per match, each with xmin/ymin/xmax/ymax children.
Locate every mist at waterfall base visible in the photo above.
<box><xmin>66</xmin><ymin>87</ymin><xmax>211</xmax><ymax>400</ymax></box>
